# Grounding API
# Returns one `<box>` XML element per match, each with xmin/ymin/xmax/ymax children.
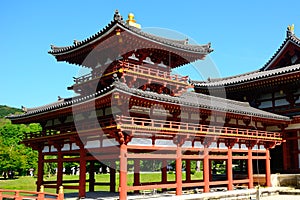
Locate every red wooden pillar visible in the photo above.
<box><xmin>119</xmin><ymin>144</ymin><xmax>127</xmax><ymax>200</ymax></box>
<box><xmin>248</xmin><ymin>147</ymin><xmax>254</xmax><ymax>189</ymax></box>
<box><xmin>162</xmin><ymin>159</ymin><xmax>167</xmax><ymax>192</ymax></box>
<box><xmin>265</xmin><ymin>148</ymin><xmax>271</xmax><ymax>187</ymax></box>
<box><xmin>203</xmin><ymin>147</ymin><xmax>210</xmax><ymax>193</ymax></box>
<box><xmin>227</xmin><ymin>147</ymin><xmax>233</xmax><ymax>191</ymax></box>
<box><xmin>56</xmin><ymin>145</ymin><xmax>63</xmax><ymax>194</ymax></box>
<box><xmin>176</xmin><ymin>145</ymin><xmax>182</xmax><ymax>195</ymax></box>
<box><xmin>209</xmin><ymin>160</ymin><xmax>212</xmax><ymax>181</ymax></box>
<box><xmin>79</xmin><ymin>145</ymin><xmax>86</xmax><ymax>198</ymax></box>
<box><xmin>282</xmin><ymin>141</ymin><xmax>288</xmax><ymax>171</ymax></box>
<box><xmin>89</xmin><ymin>161</ymin><xmax>95</xmax><ymax>192</ymax></box>
<box><xmin>186</xmin><ymin>159</ymin><xmax>191</xmax><ymax>182</ymax></box>
<box><xmin>110</xmin><ymin>161</ymin><xmax>116</xmax><ymax>192</ymax></box>
<box><xmin>36</xmin><ymin>149</ymin><xmax>44</xmax><ymax>191</ymax></box>
<box><xmin>133</xmin><ymin>159</ymin><xmax>140</xmax><ymax>194</ymax></box>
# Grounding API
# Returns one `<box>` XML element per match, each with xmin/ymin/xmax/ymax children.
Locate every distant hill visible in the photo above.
<box><xmin>0</xmin><ymin>105</ymin><xmax>23</xmax><ymax>118</ymax></box>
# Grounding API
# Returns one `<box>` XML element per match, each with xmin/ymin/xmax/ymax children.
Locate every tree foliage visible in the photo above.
<box><xmin>0</xmin><ymin>105</ymin><xmax>39</xmax><ymax>177</ymax></box>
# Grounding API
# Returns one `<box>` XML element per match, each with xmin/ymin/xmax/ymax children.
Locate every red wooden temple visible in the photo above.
<box><xmin>8</xmin><ymin>10</ymin><xmax>291</xmax><ymax>200</ymax></box>
<box><xmin>194</xmin><ymin>24</ymin><xmax>300</xmax><ymax>173</ymax></box>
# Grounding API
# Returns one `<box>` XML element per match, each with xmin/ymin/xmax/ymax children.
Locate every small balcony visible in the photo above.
<box><xmin>71</xmin><ymin>61</ymin><xmax>191</xmax><ymax>95</ymax></box>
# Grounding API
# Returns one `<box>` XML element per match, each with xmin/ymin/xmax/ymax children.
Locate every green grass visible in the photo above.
<box><xmin>0</xmin><ymin>172</ymin><xmax>203</xmax><ymax>194</ymax></box>
<box><xmin>0</xmin><ymin>176</ymin><xmax>37</xmax><ymax>191</ymax></box>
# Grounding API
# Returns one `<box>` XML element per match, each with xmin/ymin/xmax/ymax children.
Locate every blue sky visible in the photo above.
<box><xmin>1</xmin><ymin>0</ymin><xmax>300</xmax><ymax>108</ymax></box>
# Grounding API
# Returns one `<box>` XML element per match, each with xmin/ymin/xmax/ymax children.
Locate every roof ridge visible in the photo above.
<box><xmin>49</xmin><ymin>10</ymin><xmax>213</xmax><ymax>56</ymax></box>
<box><xmin>194</xmin><ymin>63</ymin><xmax>300</xmax><ymax>87</ymax></box>
<box><xmin>260</xmin><ymin>27</ymin><xmax>300</xmax><ymax>71</ymax></box>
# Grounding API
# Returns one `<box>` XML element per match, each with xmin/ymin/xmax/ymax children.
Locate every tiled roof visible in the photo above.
<box><xmin>193</xmin><ymin>28</ymin><xmax>300</xmax><ymax>88</ymax></box>
<box><xmin>193</xmin><ymin>63</ymin><xmax>300</xmax><ymax>87</ymax></box>
<box><xmin>48</xmin><ymin>10</ymin><xmax>212</xmax><ymax>56</ymax></box>
<box><xmin>8</xmin><ymin>80</ymin><xmax>289</xmax><ymax>122</ymax></box>
<box><xmin>261</xmin><ymin>30</ymin><xmax>300</xmax><ymax>71</ymax></box>
<box><xmin>117</xmin><ymin>82</ymin><xmax>289</xmax><ymax>121</ymax></box>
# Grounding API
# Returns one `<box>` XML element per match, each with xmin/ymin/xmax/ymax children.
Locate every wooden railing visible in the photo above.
<box><xmin>115</xmin><ymin>115</ymin><xmax>282</xmax><ymax>141</ymax></box>
<box><xmin>24</xmin><ymin>118</ymin><xmax>116</xmax><ymax>140</ymax></box>
<box><xmin>118</xmin><ymin>61</ymin><xmax>188</xmax><ymax>83</ymax></box>
<box><xmin>0</xmin><ymin>186</ymin><xmax>63</xmax><ymax>200</ymax></box>
<box><xmin>73</xmin><ymin>61</ymin><xmax>189</xmax><ymax>85</ymax></box>
<box><xmin>24</xmin><ymin>115</ymin><xmax>282</xmax><ymax>142</ymax></box>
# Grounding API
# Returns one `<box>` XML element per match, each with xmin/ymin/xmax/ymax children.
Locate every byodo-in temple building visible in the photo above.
<box><xmin>193</xmin><ymin>24</ymin><xmax>300</xmax><ymax>174</ymax></box>
<box><xmin>7</xmin><ymin>11</ymin><xmax>300</xmax><ymax>199</ymax></box>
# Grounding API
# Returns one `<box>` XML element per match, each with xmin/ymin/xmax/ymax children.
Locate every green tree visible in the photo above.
<box><xmin>0</xmin><ymin>119</ymin><xmax>40</xmax><ymax>177</ymax></box>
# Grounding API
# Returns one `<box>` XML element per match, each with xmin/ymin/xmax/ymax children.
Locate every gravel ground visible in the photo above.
<box><xmin>261</xmin><ymin>195</ymin><xmax>300</xmax><ymax>200</ymax></box>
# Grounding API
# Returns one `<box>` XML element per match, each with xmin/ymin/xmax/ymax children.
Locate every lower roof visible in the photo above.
<box><xmin>7</xmin><ymin>80</ymin><xmax>290</xmax><ymax>122</ymax></box>
<box><xmin>192</xmin><ymin>63</ymin><xmax>300</xmax><ymax>88</ymax></box>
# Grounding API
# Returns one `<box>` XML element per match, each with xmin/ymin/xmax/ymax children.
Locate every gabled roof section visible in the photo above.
<box><xmin>193</xmin><ymin>25</ymin><xmax>300</xmax><ymax>88</ymax></box>
<box><xmin>260</xmin><ymin>25</ymin><xmax>300</xmax><ymax>71</ymax></box>
<box><xmin>48</xmin><ymin>10</ymin><xmax>212</xmax><ymax>66</ymax></box>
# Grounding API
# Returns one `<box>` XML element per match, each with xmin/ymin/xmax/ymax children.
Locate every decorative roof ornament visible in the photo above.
<box><xmin>73</xmin><ymin>40</ymin><xmax>80</xmax><ymax>45</ymax></box>
<box><xmin>287</xmin><ymin>24</ymin><xmax>295</xmax><ymax>37</ymax></box>
<box><xmin>184</xmin><ymin>38</ymin><xmax>189</xmax><ymax>45</ymax></box>
<box><xmin>126</xmin><ymin>13</ymin><xmax>141</xmax><ymax>29</ymax></box>
<box><xmin>113</xmin><ymin>9</ymin><xmax>123</xmax><ymax>22</ymax></box>
<box><xmin>112</xmin><ymin>73</ymin><xmax>119</xmax><ymax>82</ymax></box>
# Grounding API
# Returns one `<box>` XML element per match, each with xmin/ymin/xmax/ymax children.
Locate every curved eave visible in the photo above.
<box><xmin>48</xmin><ymin>21</ymin><xmax>212</xmax><ymax>62</ymax></box>
<box><xmin>7</xmin><ymin>85</ymin><xmax>115</xmax><ymax>123</ymax></box>
<box><xmin>193</xmin><ymin>63</ymin><xmax>300</xmax><ymax>89</ymax></box>
<box><xmin>9</xmin><ymin>81</ymin><xmax>289</xmax><ymax>125</ymax></box>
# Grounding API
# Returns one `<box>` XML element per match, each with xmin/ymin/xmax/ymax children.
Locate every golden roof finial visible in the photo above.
<box><xmin>288</xmin><ymin>24</ymin><xmax>295</xmax><ymax>34</ymax></box>
<box><xmin>126</xmin><ymin>12</ymin><xmax>141</xmax><ymax>29</ymax></box>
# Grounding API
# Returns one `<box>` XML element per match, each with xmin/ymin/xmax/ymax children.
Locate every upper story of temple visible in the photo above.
<box><xmin>193</xmin><ymin>25</ymin><xmax>300</xmax><ymax>117</ymax></box>
<box><xmin>49</xmin><ymin>10</ymin><xmax>213</xmax><ymax>96</ymax></box>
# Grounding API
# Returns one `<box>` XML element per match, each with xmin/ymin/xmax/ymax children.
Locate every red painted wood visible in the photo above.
<box><xmin>119</xmin><ymin>144</ymin><xmax>127</xmax><ymax>200</ymax></box>
<box><xmin>161</xmin><ymin>159</ymin><xmax>168</xmax><ymax>192</ymax></box>
<box><xmin>133</xmin><ymin>159</ymin><xmax>140</xmax><ymax>194</ymax></box>
<box><xmin>89</xmin><ymin>161</ymin><xmax>95</xmax><ymax>192</ymax></box>
<box><xmin>203</xmin><ymin>147</ymin><xmax>210</xmax><ymax>193</ymax></box>
<box><xmin>56</xmin><ymin>148</ymin><xmax>63</xmax><ymax>194</ymax></box>
<box><xmin>175</xmin><ymin>146</ymin><xmax>182</xmax><ymax>195</ymax></box>
<box><xmin>78</xmin><ymin>146</ymin><xmax>86</xmax><ymax>198</ymax></box>
<box><xmin>110</xmin><ymin>161</ymin><xmax>116</xmax><ymax>192</ymax></box>
<box><xmin>248</xmin><ymin>148</ymin><xmax>254</xmax><ymax>189</ymax></box>
<box><xmin>36</xmin><ymin>150</ymin><xmax>44</xmax><ymax>191</ymax></box>
<box><xmin>186</xmin><ymin>159</ymin><xmax>191</xmax><ymax>182</ymax></box>
<box><xmin>0</xmin><ymin>189</ymin><xmax>63</xmax><ymax>200</ymax></box>
<box><xmin>227</xmin><ymin>147</ymin><xmax>233</xmax><ymax>191</ymax></box>
<box><xmin>265</xmin><ymin>149</ymin><xmax>271</xmax><ymax>187</ymax></box>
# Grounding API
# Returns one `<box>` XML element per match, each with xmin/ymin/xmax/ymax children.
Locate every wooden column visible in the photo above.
<box><xmin>110</xmin><ymin>161</ymin><xmax>116</xmax><ymax>192</ymax></box>
<box><xmin>227</xmin><ymin>147</ymin><xmax>233</xmax><ymax>191</ymax></box>
<box><xmin>186</xmin><ymin>159</ymin><xmax>191</xmax><ymax>182</ymax></box>
<box><xmin>209</xmin><ymin>160</ymin><xmax>212</xmax><ymax>181</ymax></box>
<box><xmin>36</xmin><ymin>149</ymin><xmax>44</xmax><ymax>191</ymax></box>
<box><xmin>203</xmin><ymin>147</ymin><xmax>210</xmax><ymax>193</ymax></box>
<box><xmin>248</xmin><ymin>147</ymin><xmax>254</xmax><ymax>189</ymax></box>
<box><xmin>282</xmin><ymin>141</ymin><xmax>288</xmax><ymax>171</ymax></box>
<box><xmin>133</xmin><ymin>159</ymin><xmax>140</xmax><ymax>194</ymax></box>
<box><xmin>176</xmin><ymin>145</ymin><xmax>182</xmax><ymax>195</ymax></box>
<box><xmin>162</xmin><ymin>159</ymin><xmax>167</xmax><ymax>192</ymax></box>
<box><xmin>56</xmin><ymin>145</ymin><xmax>63</xmax><ymax>194</ymax></box>
<box><xmin>79</xmin><ymin>145</ymin><xmax>86</xmax><ymax>198</ymax></box>
<box><xmin>119</xmin><ymin>144</ymin><xmax>127</xmax><ymax>200</ymax></box>
<box><xmin>265</xmin><ymin>148</ymin><xmax>271</xmax><ymax>187</ymax></box>
<box><xmin>89</xmin><ymin>161</ymin><xmax>95</xmax><ymax>192</ymax></box>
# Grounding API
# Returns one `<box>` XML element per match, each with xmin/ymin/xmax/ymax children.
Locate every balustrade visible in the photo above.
<box><xmin>73</xmin><ymin>61</ymin><xmax>189</xmax><ymax>85</ymax></box>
